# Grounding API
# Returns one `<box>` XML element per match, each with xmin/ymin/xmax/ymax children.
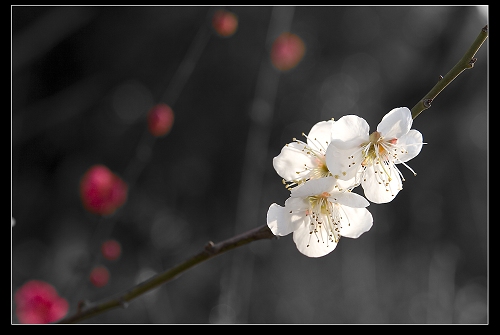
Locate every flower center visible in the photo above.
<box><xmin>284</xmin><ymin>134</ymin><xmax>332</xmax><ymax>190</ymax></box>
<box><xmin>362</xmin><ymin>131</ymin><xmax>396</xmax><ymax>167</ymax></box>
<box><xmin>306</xmin><ymin>193</ymin><xmax>343</xmax><ymax>248</ymax></box>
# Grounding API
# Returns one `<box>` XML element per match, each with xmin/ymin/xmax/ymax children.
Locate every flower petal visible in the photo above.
<box><xmin>396</xmin><ymin>129</ymin><xmax>423</xmax><ymax>163</ymax></box>
<box><xmin>330</xmin><ymin>115</ymin><xmax>369</xmax><ymax>150</ymax></box>
<box><xmin>325</xmin><ymin>144</ymin><xmax>363</xmax><ymax>181</ymax></box>
<box><xmin>272</xmin><ymin>142</ymin><xmax>317</xmax><ymax>181</ymax></box>
<box><xmin>361</xmin><ymin>164</ymin><xmax>402</xmax><ymax>203</ymax></box>
<box><xmin>377</xmin><ymin>107</ymin><xmax>412</xmax><ymax>139</ymax></box>
<box><xmin>292</xmin><ymin>222</ymin><xmax>337</xmax><ymax>257</ymax></box>
<box><xmin>290</xmin><ymin>176</ymin><xmax>337</xmax><ymax>198</ymax></box>
<box><xmin>338</xmin><ymin>206</ymin><xmax>373</xmax><ymax>238</ymax></box>
<box><xmin>306</xmin><ymin>120</ymin><xmax>335</xmax><ymax>153</ymax></box>
<box><xmin>267</xmin><ymin>202</ymin><xmax>307</xmax><ymax>236</ymax></box>
<box><xmin>329</xmin><ymin>191</ymin><xmax>370</xmax><ymax>208</ymax></box>
<box><xmin>284</xmin><ymin>196</ymin><xmax>310</xmax><ymax>211</ymax></box>
<box><xmin>267</xmin><ymin>204</ymin><xmax>293</xmax><ymax>236</ymax></box>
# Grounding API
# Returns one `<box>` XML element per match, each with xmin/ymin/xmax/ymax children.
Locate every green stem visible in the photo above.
<box><xmin>57</xmin><ymin>225</ymin><xmax>275</xmax><ymax>324</ymax></box>
<box><xmin>411</xmin><ymin>25</ymin><xmax>488</xmax><ymax>120</ymax></box>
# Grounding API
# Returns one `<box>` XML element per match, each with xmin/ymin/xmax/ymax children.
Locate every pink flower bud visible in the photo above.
<box><xmin>80</xmin><ymin>165</ymin><xmax>128</xmax><ymax>216</ymax></box>
<box><xmin>15</xmin><ymin>280</ymin><xmax>69</xmax><ymax>324</ymax></box>
<box><xmin>89</xmin><ymin>265</ymin><xmax>110</xmax><ymax>288</ymax></box>
<box><xmin>212</xmin><ymin>9</ymin><xmax>238</xmax><ymax>37</ymax></box>
<box><xmin>270</xmin><ymin>32</ymin><xmax>306</xmax><ymax>71</ymax></box>
<box><xmin>147</xmin><ymin>103</ymin><xmax>175</xmax><ymax>137</ymax></box>
<box><xmin>101</xmin><ymin>239</ymin><xmax>122</xmax><ymax>261</ymax></box>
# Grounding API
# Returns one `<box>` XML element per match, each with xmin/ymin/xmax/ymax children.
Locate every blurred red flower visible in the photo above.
<box><xmin>147</xmin><ymin>103</ymin><xmax>175</xmax><ymax>137</ymax></box>
<box><xmin>212</xmin><ymin>9</ymin><xmax>238</xmax><ymax>37</ymax></box>
<box><xmin>14</xmin><ymin>280</ymin><xmax>69</xmax><ymax>324</ymax></box>
<box><xmin>80</xmin><ymin>165</ymin><xmax>128</xmax><ymax>216</ymax></box>
<box><xmin>270</xmin><ymin>32</ymin><xmax>305</xmax><ymax>71</ymax></box>
<box><xmin>101</xmin><ymin>239</ymin><xmax>122</xmax><ymax>261</ymax></box>
<box><xmin>89</xmin><ymin>266</ymin><xmax>110</xmax><ymax>288</ymax></box>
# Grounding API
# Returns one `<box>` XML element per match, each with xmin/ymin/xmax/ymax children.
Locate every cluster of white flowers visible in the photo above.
<box><xmin>267</xmin><ymin>107</ymin><xmax>424</xmax><ymax>257</ymax></box>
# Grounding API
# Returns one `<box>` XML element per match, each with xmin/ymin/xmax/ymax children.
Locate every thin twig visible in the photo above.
<box><xmin>57</xmin><ymin>225</ymin><xmax>276</xmax><ymax>324</ymax></box>
<box><xmin>411</xmin><ymin>25</ymin><xmax>488</xmax><ymax>120</ymax></box>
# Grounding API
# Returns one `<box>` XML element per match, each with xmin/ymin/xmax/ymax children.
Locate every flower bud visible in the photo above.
<box><xmin>270</xmin><ymin>32</ymin><xmax>305</xmax><ymax>71</ymax></box>
<box><xmin>15</xmin><ymin>280</ymin><xmax>69</xmax><ymax>324</ymax></box>
<box><xmin>101</xmin><ymin>239</ymin><xmax>122</xmax><ymax>261</ymax></box>
<box><xmin>212</xmin><ymin>9</ymin><xmax>238</xmax><ymax>37</ymax></box>
<box><xmin>147</xmin><ymin>103</ymin><xmax>175</xmax><ymax>137</ymax></box>
<box><xmin>89</xmin><ymin>265</ymin><xmax>110</xmax><ymax>288</ymax></box>
<box><xmin>80</xmin><ymin>165</ymin><xmax>128</xmax><ymax>216</ymax></box>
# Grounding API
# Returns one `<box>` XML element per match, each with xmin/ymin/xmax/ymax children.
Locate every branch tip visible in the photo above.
<box><xmin>411</xmin><ymin>24</ymin><xmax>487</xmax><ymax>120</ymax></box>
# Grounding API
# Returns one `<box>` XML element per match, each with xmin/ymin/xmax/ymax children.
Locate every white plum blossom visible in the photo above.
<box><xmin>267</xmin><ymin>107</ymin><xmax>424</xmax><ymax>256</ymax></box>
<box><xmin>267</xmin><ymin>176</ymin><xmax>373</xmax><ymax>257</ymax></box>
<box><xmin>325</xmin><ymin>107</ymin><xmax>423</xmax><ymax>204</ymax></box>
<box><xmin>273</xmin><ymin>120</ymin><xmax>338</xmax><ymax>190</ymax></box>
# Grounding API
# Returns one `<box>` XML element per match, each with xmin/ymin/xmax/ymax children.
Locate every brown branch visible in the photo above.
<box><xmin>57</xmin><ymin>224</ymin><xmax>276</xmax><ymax>324</ymax></box>
<box><xmin>411</xmin><ymin>25</ymin><xmax>488</xmax><ymax>120</ymax></box>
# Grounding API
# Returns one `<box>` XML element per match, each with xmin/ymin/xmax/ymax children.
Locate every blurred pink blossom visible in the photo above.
<box><xmin>89</xmin><ymin>265</ymin><xmax>110</xmax><ymax>288</ymax></box>
<box><xmin>80</xmin><ymin>165</ymin><xmax>128</xmax><ymax>216</ymax></box>
<box><xmin>14</xmin><ymin>280</ymin><xmax>69</xmax><ymax>324</ymax></box>
<box><xmin>147</xmin><ymin>103</ymin><xmax>175</xmax><ymax>137</ymax></box>
<box><xmin>101</xmin><ymin>239</ymin><xmax>122</xmax><ymax>261</ymax></box>
<box><xmin>212</xmin><ymin>9</ymin><xmax>238</xmax><ymax>37</ymax></box>
<box><xmin>270</xmin><ymin>32</ymin><xmax>305</xmax><ymax>71</ymax></box>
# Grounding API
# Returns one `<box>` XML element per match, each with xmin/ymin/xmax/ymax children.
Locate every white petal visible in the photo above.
<box><xmin>284</xmin><ymin>196</ymin><xmax>310</xmax><ymax>211</ymax></box>
<box><xmin>330</xmin><ymin>115</ymin><xmax>369</xmax><ymax>150</ymax></box>
<box><xmin>338</xmin><ymin>206</ymin><xmax>373</xmax><ymax>238</ymax></box>
<box><xmin>290</xmin><ymin>176</ymin><xmax>337</xmax><ymax>198</ymax></box>
<box><xmin>328</xmin><ymin>191</ymin><xmax>370</xmax><ymax>208</ymax></box>
<box><xmin>266</xmin><ymin>203</ymin><xmax>290</xmax><ymax>236</ymax></box>
<box><xmin>272</xmin><ymin>142</ymin><xmax>317</xmax><ymax>181</ymax></box>
<box><xmin>377</xmin><ymin>107</ymin><xmax>412</xmax><ymax>139</ymax></box>
<box><xmin>307</xmin><ymin>120</ymin><xmax>335</xmax><ymax>153</ymax></box>
<box><xmin>325</xmin><ymin>144</ymin><xmax>363</xmax><ymax>181</ymax></box>
<box><xmin>267</xmin><ymin>203</ymin><xmax>306</xmax><ymax>236</ymax></box>
<box><xmin>361</xmin><ymin>164</ymin><xmax>402</xmax><ymax>203</ymax></box>
<box><xmin>396</xmin><ymin>129</ymin><xmax>423</xmax><ymax>163</ymax></box>
<box><xmin>334</xmin><ymin>175</ymin><xmax>358</xmax><ymax>191</ymax></box>
<box><xmin>292</xmin><ymin>222</ymin><xmax>337</xmax><ymax>257</ymax></box>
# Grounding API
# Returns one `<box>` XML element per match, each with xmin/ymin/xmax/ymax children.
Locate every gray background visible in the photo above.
<box><xmin>12</xmin><ymin>6</ymin><xmax>488</xmax><ymax>324</ymax></box>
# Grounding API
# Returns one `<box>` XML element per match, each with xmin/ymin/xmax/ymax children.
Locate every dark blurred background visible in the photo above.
<box><xmin>11</xmin><ymin>6</ymin><xmax>488</xmax><ymax>324</ymax></box>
